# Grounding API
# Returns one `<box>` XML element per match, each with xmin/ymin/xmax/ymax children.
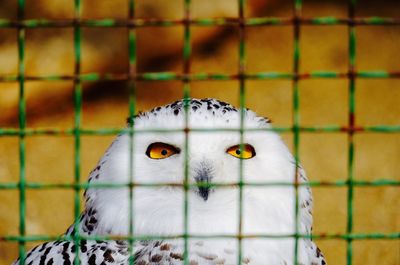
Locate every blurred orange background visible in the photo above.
<box><xmin>0</xmin><ymin>0</ymin><xmax>399</xmax><ymax>264</ymax></box>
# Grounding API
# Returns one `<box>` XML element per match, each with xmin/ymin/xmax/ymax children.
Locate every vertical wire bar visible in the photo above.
<box><xmin>347</xmin><ymin>1</ymin><xmax>357</xmax><ymax>264</ymax></box>
<box><xmin>292</xmin><ymin>0</ymin><xmax>302</xmax><ymax>264</ymax></box>
<box><xmin>127</xmin><ymin>0</ymin><xmax>137</xmax><ymax>263</ymax></box>
<box><xmin>73</xmin><ymin>0</ymin><xmax>82</xmax><ymax>264</ymax></box>
<box><xmin>237</xmin><ymin>0</ymin><xmax>246</xmax><ymax>264</ymax></box>
<box><xmin>183</xmin><ymin>1</ymin><xmax>191</xmax><ymax>264</ymax></box>
<box><xmin>17</xmin><ymin>0</ymin><xmax>26</xmax><ymax>263</ymax></box>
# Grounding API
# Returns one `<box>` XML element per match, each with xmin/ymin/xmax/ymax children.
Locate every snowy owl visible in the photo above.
<box><xmin>14</xmin><ymin>98</ymin><xmax>326</xmax><ymax>265</ymax></box>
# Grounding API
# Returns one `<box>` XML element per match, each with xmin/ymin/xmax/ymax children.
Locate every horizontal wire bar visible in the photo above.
<box><xmin>0</xmin><ymin>179</ymin><xmax>398</xmax><ymax>190</ymax></box>
<box><xmin>0</xmin><ymin>71</ymin><xmax>399</xmax><ymax>83</ymax></box>
<box><xmin>1</xmin><ymin>232</ymin><xmax>398</xmax><ymax>243</ymax></box>
<box><xmin>0</xmin><ymin>125</ymin><xmax>399</xmax><ymax>137</ymax></box>
<box><xmin>0</xmin><ymin>16</ymin><xmax>399</xmax><ymax>28</ymax></box>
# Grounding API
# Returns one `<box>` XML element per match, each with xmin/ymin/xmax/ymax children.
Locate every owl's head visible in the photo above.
<box><xmin>85</xmin><ymin>98</ymin><xmax>311</xmax><ymax>237</ymax></box>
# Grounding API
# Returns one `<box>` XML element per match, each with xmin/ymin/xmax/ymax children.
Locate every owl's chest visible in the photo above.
<box><xmin>134</xmin><ymin>239</ymin><xmax>290</xmax><ymax>265</ymax></box>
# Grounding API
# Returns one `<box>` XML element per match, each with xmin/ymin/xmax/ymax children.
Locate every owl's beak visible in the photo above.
<box><xmin>196</xmin><ymin>176</ymin><xmax>211</xmax><ymax>201</ymax></box>
<box><xmin>194</xmin><ymin>163</ymin><xmax>213</xmax><ymax>201</ymax></box>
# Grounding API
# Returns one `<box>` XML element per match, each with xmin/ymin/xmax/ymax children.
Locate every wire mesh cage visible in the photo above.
<box><xmin>0</xmin><ymin>0</ymin><xmax>399</xmax><ymax>264</ymax></box>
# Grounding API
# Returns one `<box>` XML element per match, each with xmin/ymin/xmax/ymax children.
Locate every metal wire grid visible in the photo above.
<box><xmin>0</xmin><ymin>0</ymin><xmax>399</xmax><ymax>264</ymax></box>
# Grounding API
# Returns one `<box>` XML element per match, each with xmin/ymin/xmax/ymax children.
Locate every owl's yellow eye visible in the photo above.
<box><xmin>226</xmin><ymin>144</ymin><xmax>256</xmax><ymax>159</ymax></box>
<box><xmin>146</xmin><ymin>142</ymin><xmax>180</xmax><ymax>159</ymax></box>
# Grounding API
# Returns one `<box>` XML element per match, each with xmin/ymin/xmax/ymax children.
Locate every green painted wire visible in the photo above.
<box><xmin>183</xmin><ymin>1</ymin><xmax>192</xmax><ymax>264</ymax></box>
<box><xmin>17</xmin><ymin>0</ymin><xmax>27</xmax><ymax>263</ymax></box>
<box><xmin>127</xmin><ymin>0</ymin><xmax>137</xmax><ymax>264</ymax></box>
<box><xmin>73</xmin><ymin>0</ymin><xmax>82</xmax><ymax>264</ymax></box>
<box><xmin>1</xmin><ymin>70</ymin><xmax>400</xmax><ymax>83</ymax></box>
<box><xmin>2</xmin><ymin>232</ymin><xmax>399</xmax><ymax>244</ymax></box>
<box><xmin>1</xmin><ymin>178</ymin><xmax>399</xmax><ymax>191</ymax></box>
<box><xmin>347</xmin><ymin>0</ymin><xmax>357</xmax><ymax>264</ymax></box>
<box><xmin>183</xmin><ymin>88</ymin><xmax>190</xmax><ymax>265</ymax></box>
<box><xmin>292</xmin><ymin>0</ymin><xmax>302</xmax><ymax>264</ymax></box>
<box><xmin>1</xmin><ymin>125</ymin><xmax>399</xmax><ymax>138</ymax></box>
<box><xmin>0</xmin><ymin>16</ymin><xmax>399</xmax><ymax>28</ymax></box>
<box><xmin>237</xmin><ymin>0</ymin><xmax>246</xmax><ymax>264</ymax></box>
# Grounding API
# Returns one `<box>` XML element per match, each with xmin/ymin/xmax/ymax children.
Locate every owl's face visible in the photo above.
<box><xmin>91</xmin><ymin>99</ymin><xmax>301</xmax><ymax>237</ymax></box>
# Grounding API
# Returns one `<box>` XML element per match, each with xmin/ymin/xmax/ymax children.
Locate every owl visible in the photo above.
<box><xmin>13</xmin><ymin>98</ymin><xmax>326</xmax><ymax>265</ymax></box>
